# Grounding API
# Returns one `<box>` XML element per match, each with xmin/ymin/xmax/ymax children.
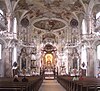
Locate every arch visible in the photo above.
<box><xmin>92</xmin><ymin>4</ymin><xmax>100</xmax><ymax>18</ymax></box>
<box><xmin>13</xmin><ymin>0</ymin><xmax>21</xmax><ymax>11</ymax></box>
<box><xmin>5</xmin><ymin>0</ymin><xmax>12</xmax><ymax>15</ymax></box>
<box><xmin>0</xmin><ymin>9</ymin><xmax>3</xmax><ymax>15</ymax></box>
<box><xmin>88</xmin><ymin>0</ymin><xmax>100</xmax><ymax>16</ymax></box>
<box><xmin>87</xmin><ymin>0</ymin><xmax>96</xmax><ymax>15</ymax></box>
<box><xmin>81</xmin><ymin>39</ymin><xmax>89</xmax><ymax>46</ymax></box>
<box><xmin>40</xmin><ymin>32</ymin><xmax>59</xmax><ymax>43</ymax></box>
<box><xmin>0</xmin><ymin>1</ymin><xmax>7</xmax><ymax>12</ymax></box>
<box><xmin>93</xmin><ymin>40</ymin><xmax>100</xmax><ymax>47</ymax></box>
<box><xmin>9</xmin><ymin>39</ymin><xmax>18</xmax><ymax>48</ymax></box>
<box><xmin>19</xmin><ymin>10</ymin><xmax>29</xmax><ymax>23</ymax></box>
<box><xmin>80</xmin><ymin>0</ymin><xmax>87</xmax><ymax>13</ymax></box>
<box><xmin>96</xmin><ymin>12</ymin><xmax>100</xmax><ymax>19</ymax></box>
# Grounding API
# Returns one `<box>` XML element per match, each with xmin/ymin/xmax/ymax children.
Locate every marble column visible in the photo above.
<box><xmin>4</xmin><ymin>14</ymin><xmax>14</xmax><ymax>77</ymax></box>
<box><xmin>4</xmin><ymin>0</ymin><xmax>14</xmax><ymax>77</ymax></box>
<box><xmin>4</xmin><ymin>48</ymin><xmax>13</xmax><ymax>77</ymax></box>
<box><xmin>85</xmin><ymin>11</ymin><xmax>95</xmax><ymax>77</ymax></box>
<box><xmin>85</xmin><ymin>14</ymin><xmax>95</xmax><ymax>34</ymax></box>
<box><xmin>5</xmin><ymin>0</ymin><xmax>14</xmax><ymax>32</ymax></box>
<box><xmin>6</xmin><ymin>13</ymin><xmax>14</xmax><ymax>32</ymax></box>
<box><xmin>87</xmin><ymin>46</ymin><xmax>95</xmax><ymax>77</ymax></box>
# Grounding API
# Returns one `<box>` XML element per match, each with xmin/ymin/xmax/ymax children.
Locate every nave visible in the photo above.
<box><xmin>39</xmin><ymin>80</ymin><xmax>66</xmax><ymax>91</ymax></box>
<box><xmin>0</xmin><ymin>0</ymin><xmax>100</xmax><ymax>79</ymax></box>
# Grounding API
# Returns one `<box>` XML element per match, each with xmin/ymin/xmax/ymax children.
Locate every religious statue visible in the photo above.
<box><xmin>73</xmin><ymin>57</ymin><xmax>77</xmax><ymax>69</ymax></box>
<box><xmin>21</xmin><ymin>57</ymin><xmax>26</xmax><ymax>69</ymax></box>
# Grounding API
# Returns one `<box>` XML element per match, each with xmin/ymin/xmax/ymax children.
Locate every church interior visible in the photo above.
<box><xmin>0</xmin><ymin>0</ymin><xmax>100</xmax><ymax>91</ymax></box>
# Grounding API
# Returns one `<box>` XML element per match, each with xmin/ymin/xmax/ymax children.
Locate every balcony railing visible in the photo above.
<box><xmin>81</xmin><ymin>33</ymin><xmax>100</xmax><ymax>40</ymax></box>
<box><xmin>65</xmin><ymin>33</ymin><xmax>100</xmax><ymax>48</ymax></box>
<box><xmin>0</xmin><ymin>31</ymin><xmax>17</xmax><ymax>39</ymax></box>
<box><xmin>65</xmin><ymin>41</ymin><xmax>81</xmax><ymax>48</ymax></box>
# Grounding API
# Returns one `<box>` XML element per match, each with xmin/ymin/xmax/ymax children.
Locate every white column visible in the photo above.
<box><xmin>87</xmin><ymin>47</ymin><xmax>95</xmax><ymax>77</ymax></box>
<box><xmin>6</xmin><ymin>13</ymin><xmax>14</xmax><ymax>32</ymax></box>
<box><xmin>4</xmin><ymin>48</ymin><xmax>13</xmax><ymax>77</ymax></box>
<box><xmin>7</xmin><ymin>16</ymin><xmax>11</xmax><ymax>32</ymax></box>
<box><xmin>13</xmin><ymin>18</ymin><xmax>17</xmax><ymax>38</ymax></box>
<box><xmin>12</xmin><ymin>47</ymin><xmax>17</xmax><ymax>64</ymax></box>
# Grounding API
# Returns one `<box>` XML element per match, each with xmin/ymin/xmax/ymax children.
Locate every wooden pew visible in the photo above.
<box><xmin>0</xmin><ymin>76</ymin><xmax>43</xmax><ymax>91</ymax></box>
<box><xmin>0</xmin><ymin>82</ymin><xmax>30</xmax><ymax>91</ymax></box>
<box><xmin>57</xmin><ymin>76</ymin><xmax>100</xmax><ymax>91</ymax></box>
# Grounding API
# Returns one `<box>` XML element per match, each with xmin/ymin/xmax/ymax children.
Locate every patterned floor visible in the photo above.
<box><xmin>39</xmin><ymin>80</ymin><xmax>66</xmax><ymax>91</ymax></box>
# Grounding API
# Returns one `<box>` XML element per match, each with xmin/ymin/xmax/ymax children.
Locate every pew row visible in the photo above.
<box><xmin>0</xmin><ymin>76</ymin><xmax>43</xmax><ymax>91</ymax></box>
<box><xmin>57</xmin><ymin>76</ymin><xmax>100</xmax><ymax>91</ymax></box>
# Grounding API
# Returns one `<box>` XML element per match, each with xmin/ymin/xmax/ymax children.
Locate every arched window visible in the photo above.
<box><xmin>97</xmin><ymin>45</ymin><xmax>100</xmax><ymax>70</ymax></box>
<box><xmin>0</xmin><ymin>9</ymin><xmax>4</xmax><ymax>22</ymax></box>
<box><xmin>96</xmin><ymin>12</ymin><xmax>100</xmax><ymax>19</ymax></box>
<box><xmin>0</xmin><ymin>44</ymin><xmax>2</xmax><ymax>59</ymax></box>
<box><xmin>82</xmin><ymin>19</ymin><xmax>87</xmax><ymax>34</ymax></box>
<box><xmin>81</xmin><ymin>45</ymin><xmax>87</xmax><ymax>69</ymax></box>
<box><xmin>97</xmin><ymin>45</ymin><xmax>100</xmax><ymax>60</ymax></box>
<box><xmin>0</xmin><ymin>10</ymin><xmax>3</xmax><ymax>15</ymax></box>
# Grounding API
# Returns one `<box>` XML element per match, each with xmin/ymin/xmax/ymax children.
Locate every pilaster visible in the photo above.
<box><xmin>6</xmin><ymin>13</ymin><xmax>14</xmax><ymax>32</ymax></box>
<box><xmin>4</xmin><ymin>48</ymin><xmax>13</xmax><ymax>77</ymax></box>
<box><xmin>86</xmin><ymin>42</ymin><xmax>95</xmax><ymax>77</ymax></box>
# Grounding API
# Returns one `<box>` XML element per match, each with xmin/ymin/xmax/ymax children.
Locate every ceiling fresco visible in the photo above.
<box><xmin>1</xmin><ymin>0</ymin><xmax>100</xmax><ymax>52</ymax></box>
<box><xmin>33</xmin><ymin>18</ymin><xmax>66</xmax><ymax>31</ymax></box>
<box><xmin>13</xmin><ymin>0</ymin><xmax>88</xmax><ymax>51</ymax></box>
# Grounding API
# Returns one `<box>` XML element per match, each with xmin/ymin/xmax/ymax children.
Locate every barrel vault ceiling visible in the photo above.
<box><xmin>0</xmin><ymin>0</ymin><xmax>100</xmax><ymax>52</ymax></box>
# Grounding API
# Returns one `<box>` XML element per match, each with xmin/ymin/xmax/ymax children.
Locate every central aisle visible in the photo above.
<box><xmin>39</xmin><ymin>80</ymin><xmax>66</xmax><ymax>91</ymax></box>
